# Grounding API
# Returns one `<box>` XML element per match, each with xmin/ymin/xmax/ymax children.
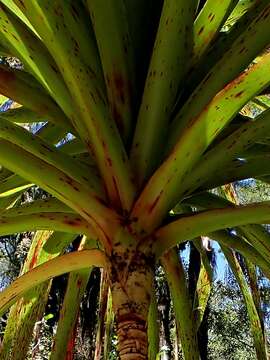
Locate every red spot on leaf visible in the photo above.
<box><xmin>65</xmin><ymin>330</ymin><xmax>76</xmax><ymax>360</ymax></box>
<box><xmin>239</xmin><ymin>47</ymin><xmax>246</xmax><ymax>54</ymax></box>
<box><xmin>235</xmin><ymin>91</ymin><xmax>244</xmax><ymax>98</ymax></box>
<box><xmin>63</xmin><ymin>219</ymin><xmax>80</xmax><ymax>226</ymax></box>
<box><xmin>112</xmin><ymin>176</ymin><xmax>121</xmax><ymax>199</ymax></box>
<box><xmin>113</xmin><ymin>72</ymin><xmax>126</xmax><ymax>105</ymax></box>
<box><xmin>29</xmin><ymin>237</ymin><xmax>44</xmax><ymax>270</ymax></box>
<box><xmin>107</xmin><ymin>157</ymin><xmax>113</xmax><ymax>167</ymax></box>
<box><xmin>71</xmin><ymin>4</ymin><xmax>80</xmax><ymax>20</ymax></box>
<box><xmin>111</xmin><ymin>104</ymin><xmax>124</xmax><ymax>134</ymax></box>
<box><xmin>148</xmin><ymin>190</ymin><xmax>164</xmax><ymax>214</ymax></box>
<box><xmin>198</xmin><ymin>26</ymin><xmax>204</xmax><ymax>35</ymax></box>
<box><xmin>93</xmin><ymin>195</ymin><xmax>108</xmax><ymax>207</ymax></box>
<box><xmin>18</xmin><ymin>0</ymin><xmax>26</xmax><ymax>9</ymax></box>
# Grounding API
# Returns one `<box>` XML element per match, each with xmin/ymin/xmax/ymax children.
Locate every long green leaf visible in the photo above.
<box><xmin>0</xmin><ymin>0</ymin><xmax>38</xmax><ymax>35</ymax></box>
<box><xmin>88</xmin><ymin>0</ymin><xmax>135</xmax><ymax>143</ymax></box>
<box><xmin>244</xmin><ymin>258</ymin><xmax>268</xmax><ymax>352</ymax></box>
<box><xmin>0</xmin><ymin>118</ymin><xmax>103</xmax><ymax>195</ymax></box>
<box><xmin>187</xmin><ymin>0</ymin><xmax>270</xmax><ymax>106</ymax></box>
<box><xmin>162</xmin><ymin>249</ymin><xmax>200</xmax><ymax>360</ymax></box>
<box><xmin>150</xmin><ymin>201</ymin><xmax>270</xmax><ymax>257</ymax></box>
<box><xmin>0</xmin><ymin>211</ymin><xmax>93</xmax><ymax>237</ymax></box>
<box><xmin>132</xmin><ymin>50</ymin><xmax>270</xmax><ymax>234</ymax></box>
<box><xmin>221</xmin><ymin>183</ymin><xmax>268</xmax><ymax>358</ymax></box>
<box><xmin>180</xmin><ymin>109</ymin><xmax>270</xmax><ymax>196</ymax></box>
<box><xmin>0</xmin><ymin>43</ymin><xmax>10</xmax><ymax>56</ymax></box>
<box><xmin>0</xmin><ymin>106</ymin><xmax>45</xmax><ymax>123</ymax></box>
<box><xmin>193</xmin><ymin>0</ymin><xmax>238</xmax><ymax>64</ymax></box>
<box><xmin>0</xmin><ymin>174</ymin><xmax>31</xmax><ymax>197</ymax></box>
<box><xmin>0</xmin><ymin>1</ymin><xmax>83</xmax><ymax>130</ymax></box>
<box><xmin>57</xmin><ymin>0</ymin><xmax>103</xmax><ymax>81</ymax></box>
<box><xmin>0</xmin><ymin>139</ymin><xmax>120</xmax><ymax>244</ymax></box>
<box><xmin>59</xmin><ymin>138</ymin><xmax>88</xmax><ymax>156</ymax></box>
<box><xmin>36</xmin><ymin>122</ymin><xmax>69</xmax><ymax>145</ymax></box>
<box><xmin>193</xmin><ymin>238</ymin><xmax>213</xmax><ymax>329</ymax></box>
<box><xmin>1</xmin><ymin>197</ymin><xmax>74</xmax><ymax>216</ymax></box>
<box><xmin>0</xmin><ymin>249</ymin><xmax>107</xmax><ymax>317</ymax></box>
<box><xmin>50</xmin><ymin>237</ymin><xmax>96</xmax><ymax>360</ymax></box>
<box><xmin>194</xmin><ymin>155</ymin><xmax>270</xmax><ymax>192</ymax></box>
<box><xmin>224</xmin><ymin>0</ymin><xmax>257</xmax><ymax>28</ymax></box>
<box><xmin>209</xmin><ymin>230</ymin><xmax>270</xmax><ymax>280</ymax></box>
<box><xmin>1</xmin><ymin>231</ymin><xmax>76</xmax><ymax>360</ymax></box>
<box><xmin>238</xmin><ymin>224</ymin><xmax>270</xmax><ymax>265</ymax></box>
<box><xmin>0</xmin><ymin>166</ymin><xmax>12</xmax><ymax>182</ymax></box>
<box><xmin>183</xmin><ymin>191</ymin><xmax>270</xmax><ymax>269</ymax></box>
<box><xmin>169</xmin><ymin>4</ymin><xmax>270</xmax><ymax>146</ymax></box>
<box><xmin>131</xmin><ymin>0</ymin><xmax>195</xmax><ymax>185</ymax></box>
<box><xmin>222</xmin><ymin>247</ymin><xmax>268</xmax><ymax>360</ymax></box>
<box><xmin>0</xmin><ymin>65</ymin><xmax>73</xmax><ymax>131</ymax></box>
<box><xmin>245</xmin><ymin>258</ymin><xmax>266</xmax><ymax>334</ymax></box>
<box><xmin>0</xmin><ymin>192</ymin><xmax>22</xmax><ymax>211</ymax></box>
<box><xmin>15</xmin><ymin>0</ymin><xmax>136</xmax><ymax>211</ymax></box>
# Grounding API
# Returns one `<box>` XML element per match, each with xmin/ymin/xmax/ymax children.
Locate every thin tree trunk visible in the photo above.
<box><xmin>103</xmin><ymin>289</ymin><xmax>114</xmax><ymax>360</ymax></box>
<box><xmin>197</xmin><ymin>305</ymin><xmax>210</xmax><ymax>360</ymax></box>
<box><xmin>196</xmin><ymin>244</ymin><xmax>214</xmax><ymax>360</ymax></box>
<box><xmin>147</xmin><ymin>286</ymin><xmax>159</xmax><ymax>360</ymax></box>
<box><xmin>158</xmin><ymin>280</ymin><xmax>172</xmax><ymax>359</ymax></box>
<box><xmin>94</xmin><ymin>270</ymin><xmax>109</xmax><ymax>360</ymax></box>
<box><xmin>173</xmin><ymin>322</ymin><xmax>179</xmax><ymax>360</ymax></box>
<box><xmin>188</xmin><ymin>242</ymin><xmax>208</xmax><ymax>359</ymax></box>
<box><xmin>109</xmin><ymin>243</ymin><xmax>153</xmax><ymax>360</ymax></box>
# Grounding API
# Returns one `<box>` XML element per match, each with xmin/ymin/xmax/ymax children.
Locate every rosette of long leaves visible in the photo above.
<box><xmin>0</xmin><ymin>1</ymin><xmax>270</xmax><ymax>359</ymax></box>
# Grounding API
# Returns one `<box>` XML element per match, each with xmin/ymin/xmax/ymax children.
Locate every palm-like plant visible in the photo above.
<box><xmin>0</xmin><ymin>1</ymin><xmax>270</xmax><ymax>359</ymax></box>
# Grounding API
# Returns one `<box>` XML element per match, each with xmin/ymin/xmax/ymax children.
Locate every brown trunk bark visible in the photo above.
<box><xmin>109</xmin><ymin>244</ymin><xmax>154</xmax><ymax>360</ymax></box>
